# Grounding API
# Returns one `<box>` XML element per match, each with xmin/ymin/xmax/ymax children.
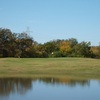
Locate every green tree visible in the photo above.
<box><xmin>0</xmin><ymin>28</ymin><xmax>15</xmax><ymax>57</ymax></box>
<box><xmin>0</xmin><ymin>28</ymin><xmax>34</xmax><ymax>58</ymax></box>
<box><xmin>73</xmin><ymin>41</ymin><xmax>92</xmax><ymax>57</ymax></box>
<box><xmin>16</xmin><ymin>32</ymin><xmax>34</xmax><ymax>58</ymax></box>
<box><xmin>68</xmin><ymin>38</ymin><xmax>78</xmax><ymax>47</ymax></box>
<box><xmin>43</xmin><ymin>41</ymin><xmax>59</xmax><ymax>57</ymax></box>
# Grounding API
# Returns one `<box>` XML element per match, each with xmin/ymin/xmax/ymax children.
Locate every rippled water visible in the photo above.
<box><xmin>0</xmin><ymin>77</ymin><xmax>100</xmax><ymax>100</ymax></box>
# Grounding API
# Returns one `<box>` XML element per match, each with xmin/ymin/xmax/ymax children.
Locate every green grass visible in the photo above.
<box><xmin>0</xmin><ymin>57</ymin><xmax>100</xmax><ymax>79</ymax></box>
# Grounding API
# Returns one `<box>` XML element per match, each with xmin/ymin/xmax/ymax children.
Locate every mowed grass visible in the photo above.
<box><xmin>0</xmin><ymin>58</ymin><xmax>100</xmax><ymax>78</ymax></box>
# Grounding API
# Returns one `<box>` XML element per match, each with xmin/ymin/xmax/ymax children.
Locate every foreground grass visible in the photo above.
<box><xmin>0</xmin><ymin>57</ymin><xmax>100</xmax><ymax>79</ymax></box>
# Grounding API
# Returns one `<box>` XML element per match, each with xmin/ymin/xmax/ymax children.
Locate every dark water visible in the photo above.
<box><xmin>0</xmin><ymin>77</ymin><xmax>100</xmax><ymax>100</ymax></box>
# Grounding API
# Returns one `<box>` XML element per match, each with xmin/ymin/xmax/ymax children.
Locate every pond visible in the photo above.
<box><xmin>0</xmin><ymin>77</ymin><xmax>100</xmax><ymax>100</ymax></box>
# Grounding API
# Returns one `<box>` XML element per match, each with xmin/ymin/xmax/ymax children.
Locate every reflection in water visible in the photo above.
<box><xmin>0</xmin><ymin>78</ymin><xmax>32</xmax><ymax>96</ymax></box>
<box><xmin>38</xmin><ymin>77</ymin><xmax>90</xmax><ymax>87</ymax></box>
<box><xmin>0</xmin><ymin>77</ymin><xmax>90</xmax><ymax>96</ymax></box>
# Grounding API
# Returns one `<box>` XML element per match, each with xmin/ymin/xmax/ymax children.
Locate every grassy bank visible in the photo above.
<box><xmin>0</xmin><ymin>58</ymin><xmax>100</xmax><ymax>79</ymax></box>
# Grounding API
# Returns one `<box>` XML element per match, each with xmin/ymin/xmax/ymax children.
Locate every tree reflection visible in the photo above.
<box><xmin>38</xmin><ymin>77</ymin><xmax>90</xmax><ymax>87</ymax></box>
<box><xmin>0</xmin><ymin>77</ymin><xmax>90</xmax><ymax>96</ymax></box>
<box><xmin>0</xmin><ymin>78</ymin><xmax>32</xmax><ymax>96</ymax></box>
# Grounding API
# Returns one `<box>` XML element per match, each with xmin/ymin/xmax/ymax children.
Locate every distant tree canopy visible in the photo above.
<box><xmin>0</xmin><ymin>28</ymin><xmax>99</xmax><ymax>58</ymax></box>
<box><xmin>0</xmin><ymin>28</ymin><xmax>34</xmax><ymax>58</ymax></box>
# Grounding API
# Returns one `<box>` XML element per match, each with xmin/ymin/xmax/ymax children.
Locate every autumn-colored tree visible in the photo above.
<box><xmin>60</xmin><ymin>41</ymin><xmax>72</xmax><ymax>54</ymax></box>
<box><xmin>91</xmin><ymin>43</ymin><xmax>100</xmax><ymax>57</ymax></box>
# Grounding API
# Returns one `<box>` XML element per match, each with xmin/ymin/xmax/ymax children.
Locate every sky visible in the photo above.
<box><xmin>0</xmin><ymin>0</ymin><xmax>100</xmax><ymax>46</ymax></box>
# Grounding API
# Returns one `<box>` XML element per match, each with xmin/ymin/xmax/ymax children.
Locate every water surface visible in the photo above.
<box><xmin>0</xmin><ymin>77</ymin><xmax>100</xmax><ymax>100</ymax></box>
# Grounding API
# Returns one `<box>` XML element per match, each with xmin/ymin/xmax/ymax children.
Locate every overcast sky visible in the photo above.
<box><xmin>0</xmin><ymin>0</ymin><xmax>100</xmax><ymax>45</ymax></box>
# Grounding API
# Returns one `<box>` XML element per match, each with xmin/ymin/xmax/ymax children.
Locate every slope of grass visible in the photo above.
<box><xmin>0</xmin><ymin>58</ymin><xmax>100</xmax><ymax>78</ymax></box>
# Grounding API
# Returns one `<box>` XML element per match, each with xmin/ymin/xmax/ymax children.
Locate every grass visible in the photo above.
<box><xmin>0</xmin><ymin>57</ymin><xmax>100</xmax><ymax>79</ymax></box>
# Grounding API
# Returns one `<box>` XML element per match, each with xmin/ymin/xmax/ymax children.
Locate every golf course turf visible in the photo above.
<box><xmin>0</xmin><ymin>58</ymin><xmax>100</xmax><ymax>79</ymax></box>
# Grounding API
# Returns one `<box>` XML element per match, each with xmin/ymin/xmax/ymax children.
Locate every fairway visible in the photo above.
<box><xmin>0</xmin><ymin>58</ymin><xmax>100</xmax><ymax>78</ymax></box>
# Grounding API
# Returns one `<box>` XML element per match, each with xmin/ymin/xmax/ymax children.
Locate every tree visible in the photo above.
<box><xmin>60</xmin><ymin>41</ymin><xmax>72</xmax><ymax>56</ymax></box>
<box><xmin>0</xmin><ymin>28</ymin><xmax>34</xmax><ymax>58</ymax></box>
<box><xmin>73</xmin><ymin>41</ymin><xmax>92</xmax><ymax>57</ymax></box>
<box><xmin>68</xmin><ymin>38</ymin><xmax>78</xmax><ymax>47</ymax></box>
<box><xmin>43</xmin><ymin>41</ymin><xmax>59</xmax><ymax>56</ymax></box>
<box><xmin>16</xmin><ymin>32</ymin><xmax>34</xmax><ymax>58</ymax></box>
<box><xmin>0</xmin><ymin>28</ymin><xmax>15</xmax><ymax>57</ymax></box>
<box><xmin>98</xmin><ymin>42</ymin><xmax>100</xmax><ymax>57</ymax></box>
<box><xmin>33</xmin><ymin>43</ymin><xmax>48</xmax><ymax>58</ymax></box>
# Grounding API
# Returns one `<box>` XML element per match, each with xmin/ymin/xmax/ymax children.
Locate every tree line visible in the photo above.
<box><xmin>0</xmin><ymin>28</ymin><xmax>100</xmax><ymax>58</ymax></box>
